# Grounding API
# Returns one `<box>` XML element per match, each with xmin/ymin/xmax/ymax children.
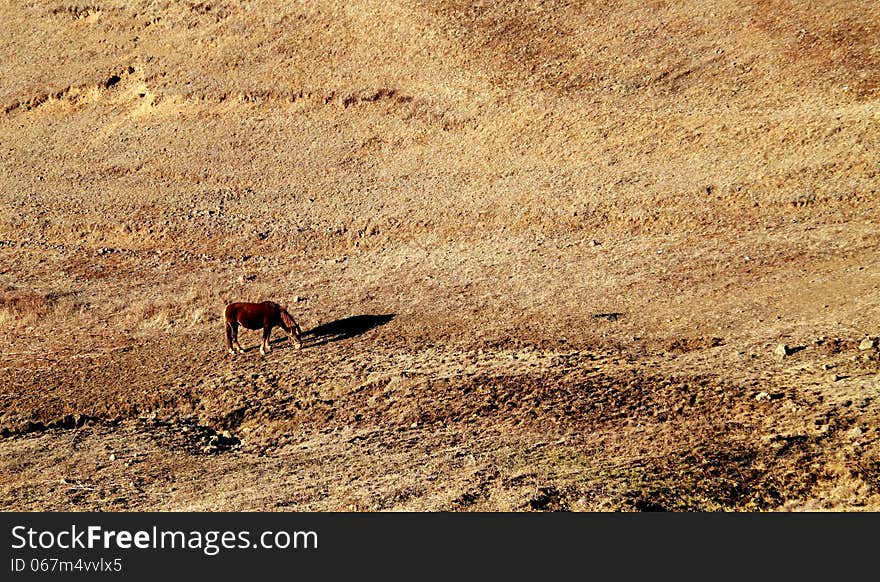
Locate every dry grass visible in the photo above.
<box><xmin>0</xmin><ymin>0</ymin><xmax>878</xmax><ymax>511</ymax></box>
<box><xmin>0</xmin><ymin>288</ymin><xmax>81</xmax><ymax>329</ymax></box>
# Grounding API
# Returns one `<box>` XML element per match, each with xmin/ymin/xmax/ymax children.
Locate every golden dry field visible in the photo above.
<box><xmin>1</xmin><ymin>0</ymin><xmax>879</xmax><ymax>511</ymax></box>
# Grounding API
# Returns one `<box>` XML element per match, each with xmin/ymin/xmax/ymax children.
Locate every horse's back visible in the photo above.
<box><xmin>225</xmin><ymin>301</ymin><xmax>280</xmax><ymax>329</ymax></box>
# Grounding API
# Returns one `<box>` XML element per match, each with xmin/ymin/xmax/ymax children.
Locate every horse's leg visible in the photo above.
<box><xmin>225</xmin><ymin>320</ymin><xmax>235</xmax><ymax>354</ymax></box>
<box><xmin>261</xmin><ymin>326</ymin><xmax>271</xmax><ymax>356</ymax></box>
<box><xmin>227</xmin><ymin>321</ymin><xmax>242</xmax><ymax>354</ymax></box>
<box><xmin>232</xmin><ymin>322</ymin><xmax>244</xmax><ymax>354</ymax></box>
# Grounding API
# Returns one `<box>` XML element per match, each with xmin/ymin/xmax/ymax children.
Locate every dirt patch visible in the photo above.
<box><xmin>1</xmin><ymin>0</ymin><xmax>879</xmax><ymax>511</ymax></box>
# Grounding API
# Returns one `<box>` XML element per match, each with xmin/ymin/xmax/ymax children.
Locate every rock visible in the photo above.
<box><xmin>827</xmin><ymin>373</ymin><xmax>843</xmax><ymax>382</ymax></box>
<box><xmin>858</xmin><ymin>337</ymin><xmax>876</xmax><ymax>351</ymax></box>
<box><xmin>847</xmin><ymin>427</ymin><xmax>863</xmax><ymax>439</ymax></box>
<box><xmin>775</xmin><ymin>344</ymin><xmax>791</xmax><ymax>358</ymax></box>
<box><xmin>755</xmin><ymin>391</ymin><xmax>771</xmax><ymax>401</ymax></box>
<box><xmin>109</xmin><ymin>454</ymin><xmax>116</xmax><ymax>461</ymax></box>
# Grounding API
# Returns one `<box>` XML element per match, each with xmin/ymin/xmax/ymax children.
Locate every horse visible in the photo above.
<box><xmin>224</xmin><ymin>301</ymin><xmax>303</xmax><ymax>356</ymax></box>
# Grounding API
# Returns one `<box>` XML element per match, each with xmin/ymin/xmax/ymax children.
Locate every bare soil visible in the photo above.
<box><xmin>1</xmin><ymin>0</ymin><xmax>879</xmax><ymax>511</ymax></box>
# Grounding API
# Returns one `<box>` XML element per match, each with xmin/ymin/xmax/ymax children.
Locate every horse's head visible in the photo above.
<box><xmin>280</xmin><ymin>309</ymin><xmax>303</xmax><ymax>349</ymax></box>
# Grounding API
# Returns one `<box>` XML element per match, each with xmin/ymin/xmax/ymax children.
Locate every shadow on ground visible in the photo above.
<box><xmin>300</xmin><ymin>314</ymin><xmax>396</xmax><ymax>347</ymax></box>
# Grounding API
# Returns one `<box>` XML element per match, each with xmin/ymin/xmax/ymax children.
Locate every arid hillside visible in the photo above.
<box><xmin>1</xmin><ymin>0</ymin><xmax>879</xmax><ymax>511</ymax></box>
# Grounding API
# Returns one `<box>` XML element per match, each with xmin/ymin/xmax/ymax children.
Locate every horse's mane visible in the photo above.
<box><xmin>280</xmin><ymin>308</ymin><xmax>297</xmax><ymax>330</ymax></box>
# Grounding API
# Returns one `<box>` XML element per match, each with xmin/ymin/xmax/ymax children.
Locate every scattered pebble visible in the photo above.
<box><xmin>858</xmin><ymin>337</ymin><xmax>876</xmax><ymax>351</ymax></box>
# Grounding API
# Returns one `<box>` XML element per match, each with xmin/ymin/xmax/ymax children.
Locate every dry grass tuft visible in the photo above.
<box><xmin>0</xmin><ymin>287</ymin><xmax>80</xmax><ymax>329</ymax></box>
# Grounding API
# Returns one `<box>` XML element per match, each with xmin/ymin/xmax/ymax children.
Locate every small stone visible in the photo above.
<box><xmin>775</xmin><ymin>344</ymin><xmax>791</xmax><ymax>358</ymax></box>
<box><xmin>109</xmin><ymin>454</ymin><xmax>116</xmax><ymax>461</ymax></box>
<box><xmin>847</xmin><ymin>427</ymin><xmax>863</xmax><ymax>439</ymax></box>
<box><xmin>858</xmin><ymin>337</ymin><xmax>876</xmax><ymax>351</ymax></box>
<box><xmin>755</xmin><ymin>391</ymin><xmax>771</xmax><ymax>401</ymax></box>
<box><xmin>828</xmin><ymin>373</ymin><xmax>843</xmax><ymax>382</ymax></box>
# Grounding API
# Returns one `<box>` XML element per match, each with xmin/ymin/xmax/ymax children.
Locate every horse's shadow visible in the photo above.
<box><xmin>273</xmin><ymin>313</ymin><xmax>396</xmax><ymax>348</ymax></box>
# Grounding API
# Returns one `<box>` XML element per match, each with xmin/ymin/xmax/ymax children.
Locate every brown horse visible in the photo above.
<box><xmin>224</xmin><ymin>301</ymin><xmax>302</xmax><ymax>356</ymax></box>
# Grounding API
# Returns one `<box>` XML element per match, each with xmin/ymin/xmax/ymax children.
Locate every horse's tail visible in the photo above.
<box><xmin>224</xmin><ymin>305</ymin><xmax>235</xmax><ymax>350</ymax></box>
<box><xmin>225</xmin><ymin>319</ymin><xmax>234</xmax><ymax>350</ymax></box>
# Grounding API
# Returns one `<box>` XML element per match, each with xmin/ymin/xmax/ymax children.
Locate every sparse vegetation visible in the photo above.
<box><xmin>1</xmin><ymin>0</ymin><xmax>879</xmax><ymax>511</ymax></box>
